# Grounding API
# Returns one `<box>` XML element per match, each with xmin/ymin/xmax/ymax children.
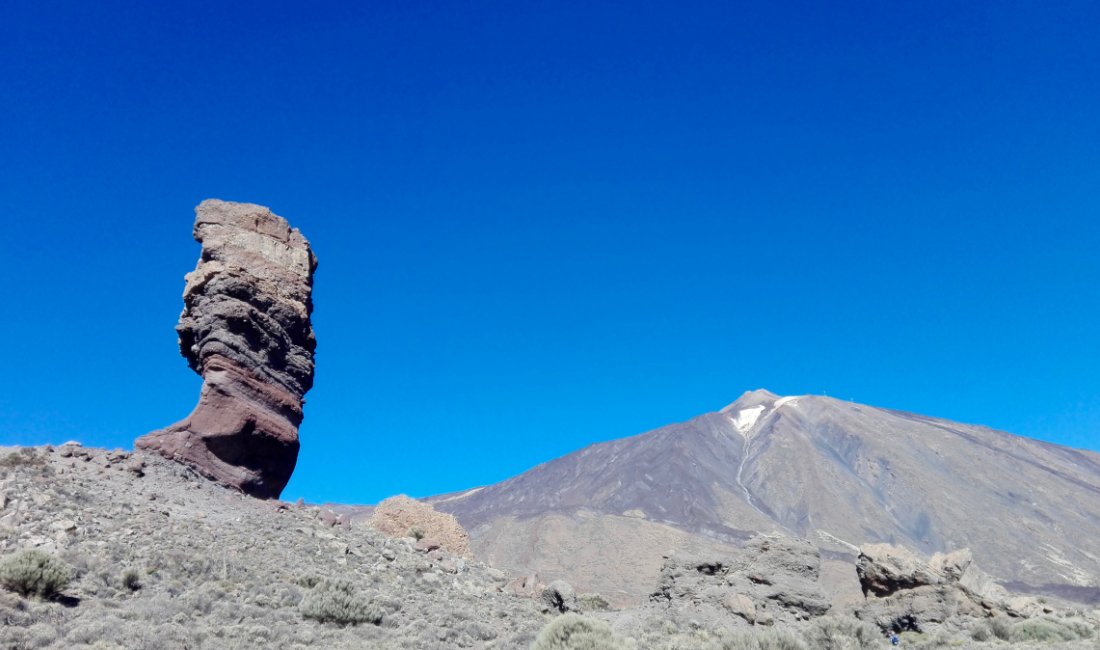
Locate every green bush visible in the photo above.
<box><xmin>531</xmin><ymin>613</ymin><xmax>631</xmax><ymax>650</ymax></box>
<box><xmin>1062</xmin><ymin>619</ymin><xmax>1095</xmax><ymax>639</ymax></box>
<box><xmin>298</xmin><ymin>578</ymin><xmax>382</xmax><ymax>626</ymax></box>
<box><xmin>1009</xmin><ymin>618</ymin><xmax>1079</xmax><ymax>643</ymax></box>
<box><xmin>0</xmin><ymin>549</ymin><xmax>72</xmax><ymax>598</ymax></box>
<box><xmin>803</xmin><ymin>616</ymin><xmax>881</xmax><ymax>650</ymax></box>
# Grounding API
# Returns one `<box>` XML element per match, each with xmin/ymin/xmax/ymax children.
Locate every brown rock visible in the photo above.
<box><xmin>370</xmin><ymin>495</ymin><xmax>472</xmax><ymax>557</ymax></box>
<box><xmin>136</xmin><ymin>199</ymin><xmax>317</xmax><ymax>499</ymax></box>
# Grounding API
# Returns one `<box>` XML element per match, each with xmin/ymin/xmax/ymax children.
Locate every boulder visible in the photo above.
<box><xmin>136</xmin><ymin>200</ymin><xmax>317</xmax><ymax>499</ymax></box>
<box><xmin>370</xmin><ymin>495</ymin><xmax>472</xmax><ymax>557</ymax></box>
<box><xmin>856</xmin><ymin>543</ymin><xmax>943</xmax><ymax>596</ymax></box>
<box><xmin>856</xmin><ymin>543</ymin><xmax>1033</xmax><ymax>632</ymax></box>
<box><xmin>651</xmin><ymin>533</ymin><xmax>831</xmax><ymax>625</ymax></box>
<box><xmin>723</xmin><ymin>593</ymin><xmax>757</xmax><ymax>623</ymax></box>
<box><xmin>540</xmin><ymin>580</ymin><xmax>577</xmax><ymax>613</ymax></box>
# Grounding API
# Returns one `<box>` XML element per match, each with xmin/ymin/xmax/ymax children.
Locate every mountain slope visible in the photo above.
<box><xmin>430</xmin><ymin>390</ymin><xmax>1100</xmax><ymax>603</ymax></box>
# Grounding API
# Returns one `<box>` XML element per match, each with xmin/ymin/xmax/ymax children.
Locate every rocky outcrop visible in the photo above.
<box><xmin>370</xmin><ymin>495</ymin><xmax>472</xmax><ymax>557</ymax></box>
<box><xmin>855</xmin><ymin>543</ymin><xmax>1050</xmax><ymax>632</ymax></box>
<box><xmin>856</xmin><ymin>543</ymin><xmax>946</xmax><ymax>597</ymax></box>
<box><xmin>540</xmin><ymin>580</ymin><xmax>577</xmax><ymax>614</ymax></box>
<box><xmin>651</xmin><ymin>534</ymin><xmax>831</xmax><ymax>627</ymax></box>
<box><xmin>136</xmin><ymin>200</ymin><xmax>317</xmax><ymax>499</ymax></box>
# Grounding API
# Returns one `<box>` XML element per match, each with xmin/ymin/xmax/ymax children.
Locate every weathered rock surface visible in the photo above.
<box><xmin>855</xmin><ymin>543</ymin><xmax>1051</xmax><ymax>631</ymax></box>
<box><xmin>857</xmin><ymin>543</ymin><xmax>947</xmax><ymax>597</ymax></box>
<box><xmin>651</xmin><ymin>534</ymin><xmax>832</xmax><ymax>627</ymax></box>
<box><xmin>370</xmin><ymin>495</ymin><xmax>472</xmax><ymax>557</ymax></box>
<box><xmin>540</xmin><ymin>579</ymin><xmax>577</xmax><ymax>613</ymax></box>
<box><xmin>136</xmin><ymin>199</ymin><xmax>317</xmax><ymax>499</ymax></box>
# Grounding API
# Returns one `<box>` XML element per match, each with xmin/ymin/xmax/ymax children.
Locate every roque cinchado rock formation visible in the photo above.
<box><xmin>136</xmin><ymin>199</ymin><xmax>317</xmax><ymax>498</ymax></box>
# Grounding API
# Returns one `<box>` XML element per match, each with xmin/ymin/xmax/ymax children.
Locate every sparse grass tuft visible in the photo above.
<box><xmin>0</xmin><ymin>549</ymin><xmax>72</xmax><ymax>599</ymax></box>
<box><xmin>298</xmin><ymin>578</ymin><xmax>382</xmax><ymax>626</ymax></box>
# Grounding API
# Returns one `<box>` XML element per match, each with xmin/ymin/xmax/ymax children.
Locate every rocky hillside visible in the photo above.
<box><xmin>428</xmin><ymin>390</ymin><xmax>1100</xmax><ymax>605</ymax></box>
<box><xmin>0</xmin><ymin>444</ymin><xmax>545</xmax><ymax>649</ymax></box>
<box><xmin>2</xmin><ymin>444</ymin><xmax>1098</xmax><ymax>649</ymax></box>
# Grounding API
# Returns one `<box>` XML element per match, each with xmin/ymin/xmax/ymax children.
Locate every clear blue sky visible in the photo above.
<box><xmin>2</xmin><ymin>1</ymin><xmax>1097</xmax><ymax>504</ymax></box>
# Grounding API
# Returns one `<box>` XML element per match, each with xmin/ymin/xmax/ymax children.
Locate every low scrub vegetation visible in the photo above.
<box><xmin>0</xmin><ymin>549</ymin><xmax>72</xmax><ymax>599</ymax></box>
<box><xmin>298</xmin><ymin>578</ymin><xmax>382</xmax><ymax>626</ymax></box>
<box><xmin>0</xmin><ymin>447</ymin><xmax>48</xmax><ymax>470</ymax></box>
<box><xmin>802</xmin><ymin>616</ymin><xmax>881</xmax><ymax>650</ymax></box>
<box><xmin>989</xmin><ymin>614</ymin><xmax>1013</xmax><ymax>641</ymax></box>
<box><xmin>1009</xmin><ymin>617</ymin><xmax>1089</xmax><ymax>643</ymax></box>
<box><xmin>718</xmin><ymin>629</ymin><xmax>807</xmax><ymax>650</ymax></box>
<box><xmin>531</xmin><ymin>614</ymin><xmax>631</xmax><ymax>650</ymax></box>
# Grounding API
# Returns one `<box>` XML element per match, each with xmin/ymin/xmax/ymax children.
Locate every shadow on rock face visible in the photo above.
<box><xmin>136</xmin><ymin>199</ymin><xmax>317</xmax><ymax>499</ymax></box>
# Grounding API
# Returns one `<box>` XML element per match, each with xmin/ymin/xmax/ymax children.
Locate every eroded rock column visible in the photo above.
<box><xmin>137</xmin><ymin>199</ymin><xmax>317</xmax><ymax>498</ymax></box>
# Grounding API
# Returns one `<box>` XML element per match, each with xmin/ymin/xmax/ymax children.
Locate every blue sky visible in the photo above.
<box><xmin>1</xmin><ymin>1</ymin><xmax>1097</xmax><ymax>504</ymax></box>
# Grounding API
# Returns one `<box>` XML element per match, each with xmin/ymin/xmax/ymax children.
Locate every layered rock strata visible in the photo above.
<box><xmin>137</xmin><ymin>199</ymin><xmax>317</xmax><ymax>499</ymax></box>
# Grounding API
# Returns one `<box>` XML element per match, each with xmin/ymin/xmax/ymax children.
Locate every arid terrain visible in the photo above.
<box><xmin>2</xmin><ymin>443</ymin><xmax>1099</xmax><ymax>649</ymax></box>
<box><xmin>423</xmin><ymin>390</ymin><xmax>1100</xmax><ymax>609</ymax></box>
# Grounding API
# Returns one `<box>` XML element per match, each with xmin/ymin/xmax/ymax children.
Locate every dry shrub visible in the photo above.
<box><xmin>0</xmin><ymin>550</ymin><xmax>71</xmax><ymax>599</ymax></box>
<box><xmin>299</xmin><ymin>578</ymin><xmax>382</xmax><ymax>626</ymax></box>
<box><xmin>531</xmin><ymin>613</ymin><xmax>631</xmax><ymax>650</ymax></box>
<box><xmin>719</xmin><ymin>629</ymin><xmax>807</xmax><ymax>650</ymax></box>
<box><xmin>989</xmin><ymin>615</ymin><xmax>1012</xmax><ymax>640</ymax></box>
<box><xmin>802</xmin><ymin>616</ymin><xmax>881</xmax><ymax>650</ymax></box>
